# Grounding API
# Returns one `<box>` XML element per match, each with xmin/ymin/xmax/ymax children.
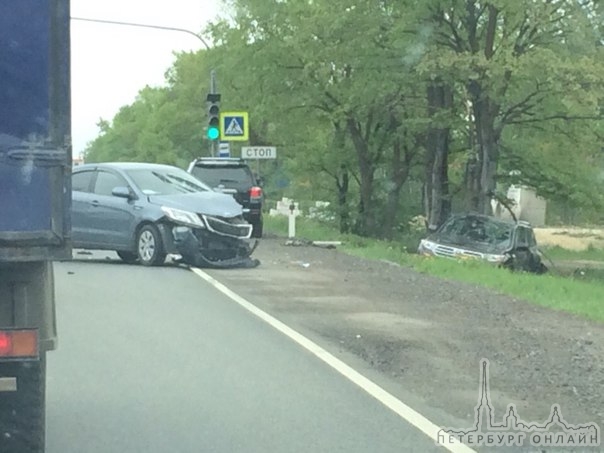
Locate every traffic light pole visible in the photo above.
<box><xmin>210</xmin><ymin>69</ymin><xmax>217</xmax><ymax>157</ymax></box>
<box><xmin>71</xmin><ymin>17</ymin><xmax>212</xmax><ymax>49</ymax></box>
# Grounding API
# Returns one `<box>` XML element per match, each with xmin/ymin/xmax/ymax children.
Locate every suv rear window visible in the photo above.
<box><xmin>191</xmin><ymin>165</ymin><xmax>254</xmax><ymax>189</ymax></box>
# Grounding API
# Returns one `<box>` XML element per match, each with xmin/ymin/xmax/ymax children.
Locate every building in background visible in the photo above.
<box><xmin>492</xmin><ymin>185</ymin><xmax>547</xmax><ymax>227</ymax></box>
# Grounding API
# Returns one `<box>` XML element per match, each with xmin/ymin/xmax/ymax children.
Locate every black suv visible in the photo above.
<box><xmin>187</xmin><ymin>158</ymin><xmax>263</xmax><ymax>237</ymax></box>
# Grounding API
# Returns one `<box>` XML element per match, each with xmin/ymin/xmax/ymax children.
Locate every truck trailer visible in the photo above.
<box><xmin>0</xmin><ymin>1</ymin><xmax>71</xmax><ymax>451</ymax></box>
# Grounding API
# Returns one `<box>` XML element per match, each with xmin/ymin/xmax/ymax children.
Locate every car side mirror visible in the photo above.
<box><xmin>112</xmin><ymin>186</ymin><xmax>132</xmax><ymax>199</ymax></box>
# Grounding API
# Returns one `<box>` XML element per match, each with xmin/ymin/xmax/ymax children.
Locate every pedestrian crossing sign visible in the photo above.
<box><xmin>220</xmin><ymin>111</ymin><xmax>249</xmax><ymax>141</ymax></box>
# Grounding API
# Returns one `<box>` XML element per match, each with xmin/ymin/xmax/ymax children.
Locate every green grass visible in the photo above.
<box><xmin>541</xmin><ymin>244</ymin><xmax>604</xmax><ymax>262</ymax></box>
<box><xmin>266</xmin><ymin>215</ymin><xmax>348</xmax><ymax>242</ymax></box>
<box><xmin>264</xmin><ymin>215</ymin><xmax>604</xmax><ymax>323</ymax></box>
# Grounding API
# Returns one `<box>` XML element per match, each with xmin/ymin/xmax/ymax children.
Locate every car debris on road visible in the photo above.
<box><xmin>285</xmin><ymin>239</ymin><xmax>342</xmax><ymax>249</ymax></box>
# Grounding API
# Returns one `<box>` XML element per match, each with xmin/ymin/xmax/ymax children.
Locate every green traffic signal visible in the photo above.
<box><xmin>207</xmin><ymin>126</ymin><xmax>220</xmax><ymax>140</ymax></box>
<box><xmin>207</xmin><ymin>94</ymin><xmax>220</xmax><ymax>141</ymax></box>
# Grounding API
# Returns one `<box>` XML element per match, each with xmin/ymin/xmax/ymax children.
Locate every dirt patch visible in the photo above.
<box><xmin>206</xmin><ymin>238</ymin><xmax>604</xmax><ymax>447</ymax></box>
<box><xmin>535</xmin><ymin>227</ymin><xmax>604</xmax><ymax>250</ymax></box>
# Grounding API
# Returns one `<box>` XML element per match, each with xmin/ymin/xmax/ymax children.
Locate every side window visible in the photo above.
<box><xmin>527</xmin><ymin>229</ymin><xmax>537</xmax><ymax>247</ymax></box>
<box><xmin>515</xmin><ymin>227</ymin><xmax>529</xmax><ymax>247</ymax></box>
<box><xmin>72</xmin><ymin>171</ymin><xmax>94</xmax><ymax>193</ymax></box>
<box><xmin>94</xmin><ymin>171</ymin><xmax>127</xmax><ymax>197</ymax></box>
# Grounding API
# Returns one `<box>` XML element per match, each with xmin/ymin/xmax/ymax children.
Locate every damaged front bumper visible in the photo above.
<box><xmin>159</xmin><ymin>216</ymin><xmax>260</xmax><ymax>269</ymax></box>
<box><xmin>418</xmin><ymin>240</ymin><xmax>511</xmax><ymax>265</ymax></box>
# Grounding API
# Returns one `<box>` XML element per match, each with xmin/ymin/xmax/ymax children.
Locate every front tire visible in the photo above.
<box><xmin>136</xmin><ymin>224</ymin><xmax>166</xmax><ymax>266</ymax></box>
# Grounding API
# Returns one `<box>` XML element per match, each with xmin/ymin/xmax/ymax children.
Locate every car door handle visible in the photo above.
<box><xmin>91</xmin><ymin>200</ymin><xmax>100</xmax><ymax>207</ymax></box>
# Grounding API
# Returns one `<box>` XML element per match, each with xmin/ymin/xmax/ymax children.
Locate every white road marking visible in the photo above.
<box><xmin>191</xmin><ymin>267</ymin><xmax>476</xmax><ymax>453</ymax></box>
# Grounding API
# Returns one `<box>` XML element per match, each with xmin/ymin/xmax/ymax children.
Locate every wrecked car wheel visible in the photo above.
<box><xmin>136</xmin><ymin>224</ymin><xmax>166</xmax><ymax>266</ymax></box>
<box><xmin>117</xmin><ymin>251</ymin><xmax>138</xmax><ymax>264</ymax></box>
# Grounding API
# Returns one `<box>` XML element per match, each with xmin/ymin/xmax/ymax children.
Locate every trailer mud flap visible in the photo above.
<box><xmin>0</xmin><ymin>356</ymin><xmax>46</xmax><ymax>452</ymax></box>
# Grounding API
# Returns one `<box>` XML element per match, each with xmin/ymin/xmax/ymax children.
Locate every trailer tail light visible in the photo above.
<box><xmin>250</xmin><ymin>186</ymin><xmax>262</xmax><ymax>200</ymax></box>
<box><xmin>0</xmin><ymin>329</ymin><xmax>38</xmax><ymax>358</ymax></box>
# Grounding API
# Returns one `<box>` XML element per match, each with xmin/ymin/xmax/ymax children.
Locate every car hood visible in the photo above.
<box><xmin>148</xmin><ymin>192</ymin><xmax>243</xmax><ymax>218</ymax></box>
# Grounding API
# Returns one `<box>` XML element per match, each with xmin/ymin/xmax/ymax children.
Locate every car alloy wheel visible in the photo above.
<box><xmin>136</xmin><ymin>224</ymin><xmax>166</xmax><ymax>266</ymax></box>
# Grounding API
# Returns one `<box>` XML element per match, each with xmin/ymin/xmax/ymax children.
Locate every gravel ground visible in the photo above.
<box><xmin>205</xmin><ymin>237</ymin><xmax>604</xmax><ymax>452</ymax></box>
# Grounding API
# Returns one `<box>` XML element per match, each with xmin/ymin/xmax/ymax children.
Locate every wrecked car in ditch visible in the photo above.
<box><xmin>417</xmin><ymin>213</ymin><xmax>546</xmax><ymax>273</ymax></box>
<box><xmin>71</xmin><ymin>162</ymin><xmax>259</xmax><ymax>268</ymax></box>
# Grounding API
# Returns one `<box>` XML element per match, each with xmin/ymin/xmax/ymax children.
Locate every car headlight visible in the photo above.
<box><xmin>485</xmin><ymin>253</ymin><xmax>507</xmax><ymax>263</ymax></box>
<box><xmin>418</xmin><ymin>239</ymin><xmax>436</xmax><ymax>254</ymax></box>
<box><xmin>161</xmin><ymin>206</ymin><xmax>205</xmax><ymax>228</ymax></box>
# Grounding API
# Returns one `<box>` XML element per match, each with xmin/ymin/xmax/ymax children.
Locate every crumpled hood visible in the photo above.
<box><xmin>148</xmin><ymin>191</ymin><xmax>243</xmax><ymax>218</ymax></box>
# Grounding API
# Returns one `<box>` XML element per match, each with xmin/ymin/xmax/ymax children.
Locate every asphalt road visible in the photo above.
<box><xmin>46</xmin><ymin>255</ymin><xmax>446</xmax><ymax>453</ymax></box>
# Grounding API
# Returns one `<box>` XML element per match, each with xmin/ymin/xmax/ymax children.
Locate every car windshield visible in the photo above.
<box><xmin>436</xmin><ymin>216</ymin><xmax>514</xmax><ymax>252</ymax></box>
<box><xmin>126</xmin><ymin>168</ymin><xmax>211</xmax><ymax>195</ymax></box>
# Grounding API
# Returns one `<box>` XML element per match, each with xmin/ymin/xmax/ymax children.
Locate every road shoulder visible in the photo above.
<box><xmin>203</xmin><ymin>238</ymin><xmax>604</xmax><ymax>435</ymax></box>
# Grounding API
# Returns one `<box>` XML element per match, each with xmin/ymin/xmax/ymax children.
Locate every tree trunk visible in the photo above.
<box><xmin>347</xmin><ymin>118</ymin><xmax>376</xmax><ymax>236</ymax></box>
<box><xmin>466</xmin><ymin>5</ymin><xmax>502</xmax><ymax>215</ymax></box>
<box><xmin>429</xmin><ymin>132</ymin><xmax>451</xmax><ymax>228</ymax></box>
<box><xmin>463</xmin><ymin>100</ymin><xmax>480</xmax><ymax>211</ymax></box>
<box><xmin>468</xmin><ymin>81</ymin><xmax>501</xmax><ymax>215</ymax></box>
<box><xmin>336</xmin><ymin>164</ymin><xmax>350</xmax><ymax>233</ymax></box>
<box><xmin>381</xmin><ymin>136</ymin><xmax>411</xmax><ymax>239</ymax></box>
<box><xmin>330</xmin><ymin>122</ymin><xmax>351</xmax><ymax>233</ymax></box>
<box><xmin>424</xmin><ymin>81</ymin><xmax>452</xmax><ymax>231</ymax></box>
<box><xmin>464</xmin><ymin>154</ymin><xmax>480</xmax><ymax>211</ymax></box>
<box><xmin>476</xmin><ymin>111</ymin><xmax>499</xmax><ymax>215</ymax></box>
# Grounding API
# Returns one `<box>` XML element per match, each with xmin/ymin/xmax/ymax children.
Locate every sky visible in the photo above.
<box><xmin>70</xmin><ymin>0</ymin><xmax>221</xmax><ymax>157</ymax></box>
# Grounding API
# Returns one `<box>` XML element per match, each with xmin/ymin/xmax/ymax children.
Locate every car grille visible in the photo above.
<box><xmin>203</xmin><ymin>215</ymin><xmax>252</xmax><ymax>239</ymax></box>
<box><xmin>433</xmin><ymin>245</ymin><xmax>455</xmax><ymax>258</ymax></box>
<box><xmin>434</xmin><ymin>245</ymin><xmax>483</xmax><ymax>259</ymax></box>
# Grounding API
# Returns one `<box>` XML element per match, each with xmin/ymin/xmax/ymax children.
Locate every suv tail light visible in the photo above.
<box><xmin>249</xmin><ymin>186</ymin><xmax>262</xmax><ymax>200</ymax></box>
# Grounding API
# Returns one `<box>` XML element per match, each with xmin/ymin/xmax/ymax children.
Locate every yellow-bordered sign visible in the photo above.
<box><xmin>220</xmin><ymin>111</ymin><xmax>249</xmax><ymax>141</ymax></box>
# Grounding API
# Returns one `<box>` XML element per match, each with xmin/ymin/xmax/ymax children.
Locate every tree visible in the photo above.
<box><xmin>417</xmin><ymin>0</ymin><xmax>604</xmax><ymax>214</ymax></box>
<box><xmin>83</xmin><ymin>0</ymin><xmax>604</xmax><ymax>237</ymax></box>
<box><xmin>208</xmin><ymin>0</ymin><xmax>429</xmax><ymax>236</ymax></box>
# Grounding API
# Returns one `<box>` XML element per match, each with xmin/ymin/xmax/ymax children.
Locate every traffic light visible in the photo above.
<box><xmin>206</xmin><ymin>93</ymin><xmax>221</xmax><ymax>141</ymax></box>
